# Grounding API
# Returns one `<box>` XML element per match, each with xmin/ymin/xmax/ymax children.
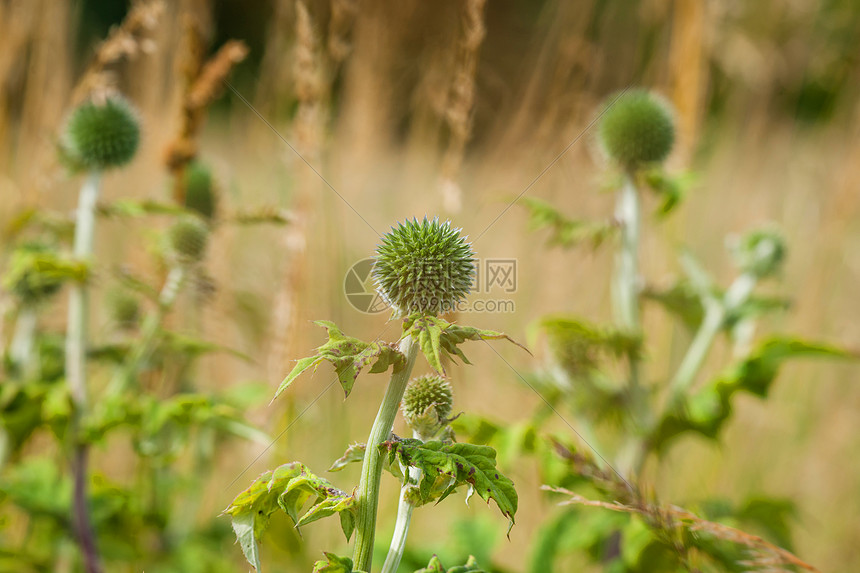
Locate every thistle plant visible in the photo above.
<box><xmin>501</xmin><ymin>88</ymin><xmax>855</xmax><ymax>572</ymax></box>
<box><xmin>225</xmin><ymin>217</ymin><xmax>525</xmax><ymax>572</ymax></box>
<box><xmin>61</xmin><ymin>94</ymin><xmax>140</xmax><ymax>573</ymax></box>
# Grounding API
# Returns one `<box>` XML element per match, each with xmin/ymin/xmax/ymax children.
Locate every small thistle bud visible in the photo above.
<box><xmin>598</xmin><ymin>89</ymin><xmax>675</xmax><ymax>170</ymax></box>
<box><xmin>107</xmin><ymin>289</ymin><xmax>140</xmax><ymax>329</ymax></box>
<box><xmin>731</xmin><ymin>228</ymin><xmax>786</xmax><ymax>279</ymax></box>
<box><xmin>168</xmin><ymin>217</ymin><xmax>209</xmax><ymax>263</ymax></box>
<box><xmin>402</xmin><ymin>375</ymin><xmax>454</xmax><ymax>438</ymax></box>
<box><xmin>61</xmin><ymin>96</ymin><xmax>141</xmax><ymax>171</ymax></box>
<box><xmin>373</xmin><ymin>218</ymin><xmax>476</xmax><ymax>316</ymax></box>
<box><xmin>182</xmin><ymin>161</ymin><xmax>218</xmax><ymax>220</ymax></box>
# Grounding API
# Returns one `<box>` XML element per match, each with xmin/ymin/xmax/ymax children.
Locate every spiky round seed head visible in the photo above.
<box><xmin>168</xmin><ymin>217</ymin><xmax>209</xmax><ymax>262</ymax></box>
<box><xmin>61</xmin><ymin>96</ymin><xmax>140</xmax><ymax>170</ymax></box>
<box><xmin>183</xmin><ymin>161</ymin><xmax>217</xmax><ymax>219</ymax></box>
<box><xmin>107</xmin><ymin>289</ymin><xmax>140</xmax><ymax>328</ymax></box>
<box><xmin>373</xmin><ymin>218</ymin><xmax>475</xmax><ymax>316</ymax></box>
<box><xmin>402</xmin><ymin>375</ymin><xmax>454</xmax><ymax>435</ymax></box>
<box><xmin>731</xmin><ymin>228</ymin><xmax>786</xmax><ymax>279</ymax></box>
<box><xmin>598</xmin><ymin>89</ymin><xmax>675</xmax><ymax>169</ymax></box>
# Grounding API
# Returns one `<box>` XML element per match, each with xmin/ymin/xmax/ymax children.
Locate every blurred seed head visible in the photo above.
<box><xmin>182</xmin><ymin>161</ymin><xmax>218</xmax><ymax>220</ymax></box>
<box><xmin>598</xmin><ymin>89</ymin><xmax>675</xmax><ymax>170</ymax></box>
<box><xmin>373</xmin><ymin>217</ymin><xmax>476</xmax><ymax>316</ymax></box>
<box><xmin>730</xmin><ymin>227</ymin><xmax>786</xmax><ymax>279</ymax></box>
<box><xmin>402</xmin><ymin>374</ymin><xmax>454</xmax><ymax>438</ymax></box>
<box><xmin>60</xmin><ymin>96</ymin><xmax>141</xmax><ymax>171</ymax></box>
<box><xmin>168</xmin><ymin>217</ymin><xmax>209</xmax><ymax>263</ymax></box>
<box><xmin>107</xmin><ymin>289</ymin><xmax>140</xmax><ymax>329</ymax></box>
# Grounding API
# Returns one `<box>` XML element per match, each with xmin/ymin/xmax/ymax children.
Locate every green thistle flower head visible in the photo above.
<box><xmin>168</xmin><ymin>217</ymin><xmax>209</xmax><ymax>263</ymax></box>
<box><xmin>373</xmin><ymin>218</ymin><xmax>476</xmax><ymax>316</ymax></box>
<box><xmin>183</xmin><ymin>161</ymin><xmax>217</xmax><ymax>220</ymax></box>
<box><xmin>732</xmin><ymin>227</ymin><xmax>786</xmax><ymax>279</ymax></box>
<box><xmin>107</xmin><ymin>289</ymin><xmax>140</xmax><ymax>329</ymax></box>
<box><xmin>61</xmin><ymin>96</ymin><xmax>141</xmax><ymax>171</ymax></box>
<box><xmin>598</xmin><ymin>89</ymin><xmax>675</xmax><ymax>170</ymax></box>
<box><xmin>402</xmin><ymin>374</ymin><xmax>454</xmax><ymax>437</ymax></box>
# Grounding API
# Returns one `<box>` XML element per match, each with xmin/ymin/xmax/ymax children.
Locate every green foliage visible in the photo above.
<box><xmin>97</xmin><ymin>198</ymin><xmax>191</xmax><ymax>218</ymax></box>
<box><xmin>651</xmin><ymin>336</ymin><xmax>857</xmax><ymax>452</ymax></box>
<box><xmin>730</xmin><ymin>227</ymin><xmax>787</xmax><ymax>279</ymax></box>
<box><xmin>520</xmin><ymin>197</ymin><xmax>616</xmax><ymax>249</ymax></box>
<box><xmin>373</xmin><ymin>218</ymin><xmax>476</xmax><ymax>315</ymax></box>
<box><xmin>313</xmin><ymin>552</ymin><xmax>359</xmax><ymax>572</ymax></box>
<box><xmin>275</xmin><ymin>321</ymin><xmax>406</xmax><ymax>399</ymax></box>
<box><xmin>640</xmin><ymin>168</ymin><xmax>696</xmax><ymax>217</ymax></box>
<box><xmin>381</xmin><ymin>438</ymin><xmax>517</xmax><ymax>533</ymax></box>
<box><xmin>415</xmin><ymin>555</ymin><xmax>484</xmax><ymax>573</ymax></box>
<box><xmin>537</xmin><ymin>315</ymin><xmax>641</xmax><ymax>377</ymax></box>
<box><xmin>402</xmin><ymin>313</ymin><xmax>528</xmax><ymax>375</ymax></box>
<box><xmin>224</xmin><ymin>462</ymin><xmax>357</xmax><ymax>571</ymax></box>
<box><xmin>598</xmin><ymin>89</ymin><xmax>675</xmax><ymax>169</ymax></box>
<box><xmin>3</xmin><ymin>243</ymin><xmax>87</xmax><ymax>302</ymax></box>
<box><xmin>60</xmin><ymin>96</ymin><xmax>140</xmax><ymax>171</ymax></box>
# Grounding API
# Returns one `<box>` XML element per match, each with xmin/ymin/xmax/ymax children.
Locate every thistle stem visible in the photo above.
<box><xmin>353</xmin><ymin>335</ymin><xmax>419</xmax><ymax>572</ymax></box>
<box><xmin>65</xmin><ymin>171</ymin><xmax>104</xmax><ymax>573</ymax></box>
<box><xmin>667</xmin><ymin>272</ymin><xmax>757</xmax><ymax>402</ymax></box>
<box><xmin>109</xmin><ymin>266</ymin><xmax>187</xmax><ymax>394</ymax></box>
<box><xmin>10</xmin><ymin>305</ymin><xmax>37</xmax><ymax>378</ymax></box>
<box><xmin>612</xmin><ymin>174</ymin><xmax>649</xmax><ymax>435</ymax></box>
<box><xmin>381</xmin><ymin>428</ymin><xmax>427</xmax><ymax>573</ymax></box>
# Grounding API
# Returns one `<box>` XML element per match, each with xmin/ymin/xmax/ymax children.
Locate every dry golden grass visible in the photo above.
<box><xmin>2</xmin><ymin>1</ymin><xmax>859</xmax><ymax>571</ymax></box>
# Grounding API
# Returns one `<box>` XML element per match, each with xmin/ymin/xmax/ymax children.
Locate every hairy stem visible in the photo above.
<box><xmin>10</xmin><ymin>305</ymin><xmax>37</xmax><ymax>378</ymax></box>
<box><xmin>613</xmin><ymin>175</ymin><xmax>650</xmax><ymax>439</ymax></box>
<box><xmin>65</xmin><ymin>172</ymin><xmax>103</xmax><ymax>573</ymax></box>
<box><xmin>381</xmin><ymin>427</ymin><xmax>428</xmax><ymax>573</ymax></box>
<box><xmin>353</xmin><ymin>336</ymin><xmax>419</xmax><ymax>572</ymax></box>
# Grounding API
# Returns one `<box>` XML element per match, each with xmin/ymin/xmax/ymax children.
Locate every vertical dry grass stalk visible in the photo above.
<box><xmin>669</xmin><ymin>0</ymin><xmax>708</xmax><ymax>163</ymax></box>
<box><xmin>0</xmin><ymin>0</ymin><xmax>40</xmax><ymax>159</ymax></box>
<box><xmin>162</xmin><ymin>35</ymin><xmax>249</xmax><ymax>202</ymax></box>
<box><xmin>439</xmin><ymin>0</ymin><xmax>487</xmax><ymax>213</ymax></box>
<box><xmin>327</xmin><ymin>0</ymin><xmax>358</xmax><ymax>66</ymax></box>
<box><xmin>71</xmin><ymin>0</ymin><xmax>165</xmax><ymax>105</ymax></box>
<box><xmin>268</xmin><ymin>0</ymin><xmax>327</xmax><ymax>379</ymax></box>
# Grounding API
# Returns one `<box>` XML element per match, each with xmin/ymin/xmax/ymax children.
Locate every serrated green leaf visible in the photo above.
<box><xmin>381</xmin><ymin>438</ymin><xmax>517</xmax><ymax>534</ymax></box>
<box><xmin>275</xmin><ymin>321</ymin><xmax>405</xmax><ymax>399</ymax></box>
<box><xmin>224</xmin><ymin>461</ymin><xmax>356</xmax><ymax>571</ymax></box>
<box><xmin>97</xmin><ymin>198</ymin><xmax>190</xmax><ymax>218</ymax></box>
<box><xmin>652</xmin><ymin>336</ymin><xmax>858</xmax><ymax>452</ymax></box>
<box><xmin>521</xmin><ymin>197</ymin><xmax>616</xmax><ymax>249</ymax></box>
<box><xmin>312</xmin><ymin>552</ymin><xmax>356</xmax><ymax>572</ymax></box>
<box><xmin>641</xmin><ymin>167</ymin><xmax>696</xmax><ymax>218</ymax></box>
<box><xmin>403</xmin><ymin>314</ymin><xmax>529</xmax><ymax>375</ymax></box>
<box><xmin>328</xmin><ymin>442</ymin><xmax>404</xmax><ymax>480</ymax></box>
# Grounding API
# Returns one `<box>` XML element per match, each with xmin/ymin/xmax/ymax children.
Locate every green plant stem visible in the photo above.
<box><xmin>109</xmin><ymin>265</ymin><xmax>187</xmax><ymax>394</ymax></box>
<box><xmin>353</xmin><ymin>335</ymin><xmax>419</xmax><ymax>573</ymax></box>
<box><xmin>65</xmin><ymin>171</ymin><xmax>104</xmax><ymax>573</ymax></box>
<box><xmin>9</xmin><ymin>305</ymin><xmax>37</xmax><ymax>378</ymax></box>
<box><xmin>667</xmin><ymin>271</ymin><xmax>757</xmax><ymax>403</ymax></box>
<box><xmin>613</xmin><ymin>174</ymin><xmax>650</xmax><ymax>436</ymax></box>
<box><xmin>381</xmin><ymin>427</ymin><xmax>429</xmax><ymax>573</ymax></box>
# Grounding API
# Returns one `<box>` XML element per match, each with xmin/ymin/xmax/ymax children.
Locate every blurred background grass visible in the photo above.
<box><xmin>1</xmin><ymin>0</ymin><xmax>859</xmax><ymax>570</ymax></box>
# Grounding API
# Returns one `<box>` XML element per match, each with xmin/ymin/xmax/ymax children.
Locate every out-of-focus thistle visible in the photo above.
<box><xmin>60</xmin><ymin>96</ymin><xmax>140</xmax><ymax>172</ymax></box>
<box><xmin>182</xmin><ymin>161</ymin><xmax>218</xmax><ymax>220</ymax></box>
<box><xmin>731</xmin><ymin>228</ymin><xmax>786</xmax><ymax>280</ymax></box>
<box><xmin>599</xmin><ymin>89</ymin><xmax>675</xmax><ymax>171</ymax></box>
<box><xmin>373</xmin><ymin>218</ymin><xmax>476</xmax><ymax>316</ymax></box>
<box><xmin>168</xmin><ymin>217</ymin><xmax>209</xmax><ymax>264</ymax></box>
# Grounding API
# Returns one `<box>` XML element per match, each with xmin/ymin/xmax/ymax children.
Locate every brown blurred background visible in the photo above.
<box><xmin>1</xmin><ymin>0</ymin><xmax>859</xmax><ymax>571</ymax></box>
